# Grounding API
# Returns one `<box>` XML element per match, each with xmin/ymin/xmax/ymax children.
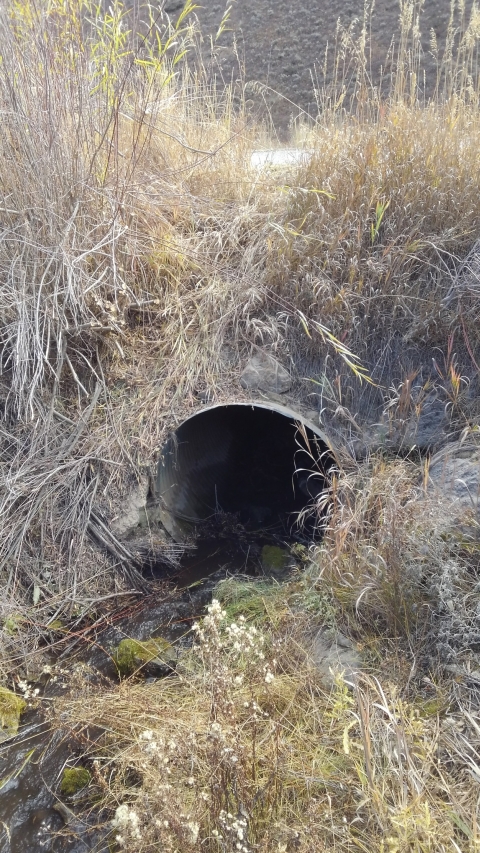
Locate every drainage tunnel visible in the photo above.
<box><xmin>156</xmin><ymin>403</ymin><xmax>334</xmax><ymax>540</ymax></box>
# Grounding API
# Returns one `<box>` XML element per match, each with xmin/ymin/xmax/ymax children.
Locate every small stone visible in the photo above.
<box><xmin>240</xmin><ymin>352</ymin><xmax>291</xmax><ymax>394</ymax></box>
<box><xmin>111</xmin><ymin>475</ymin><xmax>149</xmax><ymax>537</ymax></box>
<box><xmin>261</xmin><ymin>545</ymin><xmax>289</xmax><ymax>576</ymax></box>
<box><xmin>115</xmin><ymin>637</ymin><xmax>176</xmax><ymax>678</ymax></box>
<box><xmin>0</xmin><ymin>686</ymin><xmax>26</xmax><ymax>741</ymax></box>
<box><xmin>310</xmin><ymin>628</ymin><xmax>362</xmax><ymax>687</ymax></box>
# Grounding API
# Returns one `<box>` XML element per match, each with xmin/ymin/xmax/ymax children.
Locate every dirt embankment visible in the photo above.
<box><xmin>164</xmin><ymin>0</ymin><xmax>474</xmax><ymax>135</ymax></box>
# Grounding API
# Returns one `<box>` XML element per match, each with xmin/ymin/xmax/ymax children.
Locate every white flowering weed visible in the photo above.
<box><xmin>112</xmin><ymin>804</ymin><xmax>142</xmax><ymax>845</ymax></box>
<box><xmin>98</xmin><ymin>598</ymin><xmax>281</xmax><ymax>851</ymax></box>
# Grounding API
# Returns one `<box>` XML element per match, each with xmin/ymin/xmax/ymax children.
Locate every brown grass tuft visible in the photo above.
<box><xmin>0</xmin><ymin>6</ymin><xmax>480</xmax><ymax>845</ymax></box>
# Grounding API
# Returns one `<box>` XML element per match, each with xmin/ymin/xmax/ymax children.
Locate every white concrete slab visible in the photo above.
<box><xmin>250</xmin><ymin>148</ymin><xmax>314</xmax><ymax>170</ymax></box>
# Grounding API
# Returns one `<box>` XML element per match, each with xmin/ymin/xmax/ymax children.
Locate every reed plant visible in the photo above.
<box><xmin>0</xmin><ymin>5</ymin><xmax>480</xmax><ymax>846</ymax></box>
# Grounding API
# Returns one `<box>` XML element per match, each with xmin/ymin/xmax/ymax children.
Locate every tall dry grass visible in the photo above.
<box><xmin>0</xmin><ymin>0</ymin><xmax>479</xmax><ymax>668</ymax></box>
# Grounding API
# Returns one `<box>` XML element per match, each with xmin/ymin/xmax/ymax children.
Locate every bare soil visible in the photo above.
<box><xmin>165</xmin><ymin>0</ymin><xmax>475</xmax><ymax>136</ymax></box>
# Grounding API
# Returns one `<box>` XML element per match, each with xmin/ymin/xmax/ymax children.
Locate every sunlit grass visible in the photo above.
<box><xmin>0</xmin><ymin>1</ymin><xmax>480</xmax><ymax>846</ymax></box>
<box><xmin>59</xmin><ymin>580</ymin><xmax>480</xmax><ymax>852</ymax></box>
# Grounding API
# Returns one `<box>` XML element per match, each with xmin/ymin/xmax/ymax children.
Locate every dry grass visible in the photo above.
<box><xmin>57</xmin><ymin>581</ymin><xmax>480</xmax><ymax>852</ymax></box>
<box><xmin>0</xmin><ymin>0</ymin><xmax>479</xmax><ymax>615</ymax></box>
<box><xmin>0</xmin><ymin>0</ymin><xmax>479</xmax><ymax>633</ymax></box>
<box><xmin>1</xmin><ymin>0</ymin><xmax>480</xmax><ymax>845</ymax></box>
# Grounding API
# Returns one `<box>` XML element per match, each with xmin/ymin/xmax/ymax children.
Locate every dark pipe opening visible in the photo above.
<box><xmin>156</xmin><ymin>404</ymin><xmax>333</xmax><ymax>539</ymax></box>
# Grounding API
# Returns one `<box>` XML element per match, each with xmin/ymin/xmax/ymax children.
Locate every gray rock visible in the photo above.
<box><xmin>352</xmin><ymin>392</ymin><xmax>450</xmax><ymax>457</ymax></box>
<box><xmin>240</xmin><ymin>351</ymin><xmax>291</xmax><ymax>393</ymax></box>
<box><xmin>402</xmin><ymin>394</ymin><xmax>449</xmax><ymax>451</ymax></box>
<box><xmin>164</xmin><ymin>0</ymin><xmax>183</xmax><ymax>12</ymax></box>
<box><xmin>310</xmin><ymin>628</ymin><xmax>362</xmax><ymax>687</ymax></box>
<box><xmin>110</xmin><ymin>476</ymin><xmax>149</xmax><ymax>537</ymax></box>
<box><xmin>428</xmin><ymin>438</ymin><xmax>480</xmax><ymax>520</ymax></box>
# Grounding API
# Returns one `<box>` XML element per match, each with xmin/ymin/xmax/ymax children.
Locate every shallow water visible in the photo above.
<box><xmin>0</xmin><ymin>721</ymin><xmax>106</xmax><ymax>853</ymax></box>
<box><xmin>0</xmin><ymin>532</ymin><xmax>291</xmax><ymax>851</ymax></box>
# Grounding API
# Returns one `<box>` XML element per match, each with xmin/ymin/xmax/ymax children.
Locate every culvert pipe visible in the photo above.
<box><xmin>155</xmin><ymin>402</ymin><xmax>335</xmax><ymax>541</ymax></box>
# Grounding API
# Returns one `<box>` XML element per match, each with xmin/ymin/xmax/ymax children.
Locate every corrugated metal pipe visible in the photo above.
<box><xmin>155</xmin><ymin>402</ymin><xmax>334</xmax><ymax>541</ymax></box>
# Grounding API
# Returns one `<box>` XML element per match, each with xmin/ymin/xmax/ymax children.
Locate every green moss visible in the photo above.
<box><xmin>47</xmin><ymin>619</ymin><xmax>66</xmax><ymax>632</ymax></box>
<box><xmin>0</xmin><ymin>686</ymin><xmax>26</xmax><ymax>738</ymax></box>
<box><xmin>261</xmin><ymin>545</ymin><xmax>288</xmax><ymax>574</ymax></box>
<box><xmin>3</xmin><ymin>613</ymin><xmax>24</xmax><ymax>636</ymax></box>
<box><xmin>417</xmin><ymin>697</ymin><xmax>447</xmax><ymax>718</ymax></box>
<box><xmin>60</xmin><ymin>767</ymin><xmax>92</xmax><ymax>797</ymax></box>
<box><xmin>115</xmin><ymin>637</ymin><xmax>175</xmax><ymax>677</ymax></box>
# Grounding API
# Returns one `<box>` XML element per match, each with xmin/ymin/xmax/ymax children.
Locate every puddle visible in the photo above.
<box><xmin>0</xmin><ymin>530</ymin><xmax>297</xmax><ymax>852</ymax></box>
<box><xmin>163</xmin><ymin>534</ymin><xmax>264</xmax><ymax>587</ymax></box>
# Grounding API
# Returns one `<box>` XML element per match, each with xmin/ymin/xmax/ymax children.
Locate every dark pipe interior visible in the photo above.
<box><xmin>157</xmin><ymin>405</ymin><xmax>331</xmax><ymax>535</ymax></box>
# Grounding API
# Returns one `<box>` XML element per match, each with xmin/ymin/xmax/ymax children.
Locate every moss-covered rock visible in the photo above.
<box><xmin>60</xmin><ymin>767</ymin><xmax>92</xmax><ymax>798</ymax></box>
<box><xmin>115</xmin><ymin>637</ymin><xmax>176</xmax><ymax>678</ymax></box>
<box><xmin>0</xmin><ymin>686</ymin><xmax>26</xmax><ymax>741</ymax></box>
<box><xmin>261</xmin><ymin>544</ymin><xmax>289</xmax><ymax>576</ymax></box>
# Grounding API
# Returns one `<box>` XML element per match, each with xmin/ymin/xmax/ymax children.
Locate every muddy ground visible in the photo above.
<box><xmin>162</xmin><ymin>0</ymin><xmax>475</xmax><ymax>136</ymax></box>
